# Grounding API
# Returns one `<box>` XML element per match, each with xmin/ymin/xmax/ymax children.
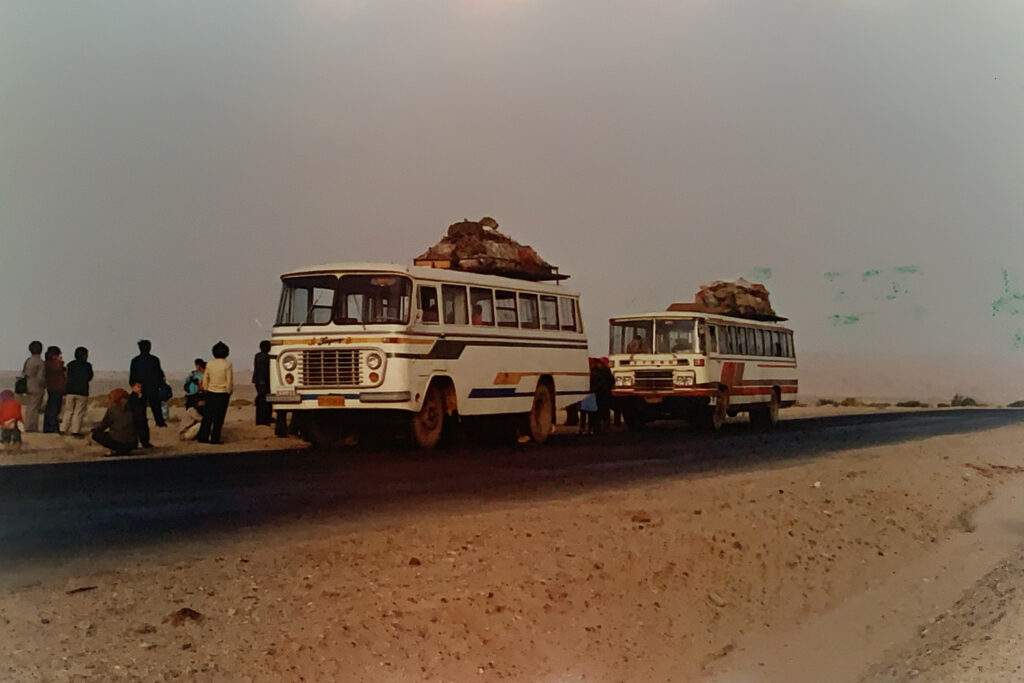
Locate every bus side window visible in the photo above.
<box><xmin>442</xmin><ymin>285</ymin><xmax>468</xmax><ymax>325</ymax></box>
<box><xmin>540</xmin><ymin>295</ymin><xmax>559</xmax><ymax>330</ymax></box>
<box><xmin>707</xmin><ymin>325</ymin><xmax>718</xmax><ymax>354</ymax></box>
<box><xmin>787</xmin><ymin>332</ymin><xmax>795</xmax><ymax>357</ymax></box>
<box><xmin>495</xmin><ymin>290</ymin><xmax>518</xmax><ymax>327</ymax></box>
<box><xmin>418</xmin><ymin>285</ymin><xmax>439</xmax><ymax>324</ymax></box>
<box><xmin>754</xmin><ymin>329</ymin><xmax>764</xmax><ymax>356</ymax></box>
<box><xmin>746</xmin><ymin>328</ymin><xmax>757</xmax><ymax>356</ymax></box>
<box><xmin>771</xmin><ymin>331</ymin><xmax>781</xmax><ymax>357</ymax></box>
<box><xmin>735</xmin><ymin>327</ymin><xmax>746</xmax><ymax>355</ymax></box>
<box><xmin>559</xmin><ymin>297</ymin><xmax>577</xmax><ymax>331</ymax></box>
<box><xmin>519</xmin><ymin>293</ymin><xmax>539</xmax><ymax>329</ymax></box>
<box><xmin>470</xmin><ymin>287</ymin><xmax>495</xmax><ymax>326</ymax></box>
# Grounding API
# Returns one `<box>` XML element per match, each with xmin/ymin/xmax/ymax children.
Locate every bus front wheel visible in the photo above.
<box><xmin>411</xmin><ymin>384</ymin><xmax>445</xmax><ymax>449</ymax></box>
<box><xmin>622</xmin><ymin>400</ymin><xmax>648</xmax><ymax>431</ymax></box>
<box><xmin>704</xmin><ymin>388</ymin><xmax>729</xmax><ymax>432</ymax></box>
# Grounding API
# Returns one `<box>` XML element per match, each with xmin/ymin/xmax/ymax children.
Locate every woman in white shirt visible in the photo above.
<box><xmin>197</xmin><ymin>341</ymin><xmax>233</xmax><ymax>444</ymax></box>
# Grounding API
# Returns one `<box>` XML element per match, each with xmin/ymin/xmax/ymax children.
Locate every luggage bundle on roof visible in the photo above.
<box><xmin>414</xmin><ymin>217</ymin><xmax>566</xmax><ymax>281</ymax></box>
<box><xmin>667</xmin><ymin>278</ymin><xmax>784</xmax><ymax>321</ymax></box>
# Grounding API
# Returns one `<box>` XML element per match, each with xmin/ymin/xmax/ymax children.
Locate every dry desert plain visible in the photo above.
<box><xmin>2</xmin><ymin>387</ymin><xmax>1024</xmax><ymax>680</ymax></box>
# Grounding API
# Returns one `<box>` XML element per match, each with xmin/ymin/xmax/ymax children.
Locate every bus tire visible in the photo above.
<box><xmin>751</xmin><ymin>390</ymin><xmax>780</xmax><ymax>431</ymax></box>
<box><xmin>622</xmin><ymin>400</ymin><xmax>648</xmax><ymax>431</ymax></box>
<box><xmin>527</xmin><ymin>381</ymin><xmax>555</xmax><ymax>443</ymax></box>
<box><xmin>411</xmin><ymin>383</ymin><xmax>445</xmax><ymax>450</ymax></box>
<box><xmin>302</xmin><ymin>412</ymin><xmax>341</xmax><ymax>448</ymax></box>
<box><xmin>705</xmin><ymin>388</ymin><xmax>729</xmax><ymax>432</ymax></box>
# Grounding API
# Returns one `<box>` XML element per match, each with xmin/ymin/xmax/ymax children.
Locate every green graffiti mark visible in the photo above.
<box><xmin>828</xmin><ymin>313</ymin><xmax>865</xmax><ymax>326</ymax></box>
<box><xmin>1014</xmin><ymin>329</ymin><xmax>1024</xmax><ymax>349</ymax></box>
<box><xmin>862</xmin><ymin>269</ymin><xmax>881</xmax><ymax>281</ymax></box>
<box><xmin>883</xmin><ymin>281</ymin><xmax>910</xmax><ymax>301</ymax></box>
<box><xmin>751</xmin><ymin>266</ymin><xmax>773</xmax><ymax>281</ymax></box>
<box><xmin>894</xmin><ymin>265</ymin><xmax>920</xmax><ymax>275</ymax></box>
<box><xmin>992</xmin><ymin>269</ymin><xmax>1024</xmax><ymax>316</ymax></box>
<box><xmin>824</xmin><ymin>272</ymin><xmax>841</xmax><ymax>282</ymax></box>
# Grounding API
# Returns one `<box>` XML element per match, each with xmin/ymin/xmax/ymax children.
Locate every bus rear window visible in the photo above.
<box><xmin>559</xmin><ymin>298</ymin><xmax>578</xmax><ymax>331</ymax></box>
<box><xmin>540</xmin><ymin>296</ymin><xmax>559</xmax><ymax>330</ymax></box>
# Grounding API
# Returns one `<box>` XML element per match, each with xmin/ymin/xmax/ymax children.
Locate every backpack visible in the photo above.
<box><xmin>14</xmin><ymin>376</ymin><xmax>27</xmax><ymax>394</ymax></box>
<box><xmin>184</xmin><ymin>373</ymin><xmax>200</xmax><ymax>395</ymax></box>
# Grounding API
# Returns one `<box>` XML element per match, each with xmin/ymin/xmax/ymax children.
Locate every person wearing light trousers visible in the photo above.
<box><xmin>61</xmin><ymin>346</ymin><xmax>93</xmax><ymax>436</ymax></box>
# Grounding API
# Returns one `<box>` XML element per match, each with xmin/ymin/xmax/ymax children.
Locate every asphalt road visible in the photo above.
<box><xmin>1</xmin><ymin>410</ymin><xmax>1022</xmax><ymax>572</ymax></box>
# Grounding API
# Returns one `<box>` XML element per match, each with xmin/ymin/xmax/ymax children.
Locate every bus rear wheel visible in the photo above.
<box><xmin>751</xmin><ymin>391</ymin><xmax>780</xmax><ymax>431</ymax></box>
<box><xmin>527</xmin><ymin>382</ymin><xmax>554</xmax><ymax>443</ymax></box>
<box><xmin>411</xmin><ymin>384</ymin><xmax>445</xmax><ymax>449</ymax></box>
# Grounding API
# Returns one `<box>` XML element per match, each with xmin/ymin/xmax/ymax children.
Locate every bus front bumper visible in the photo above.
<box><xmin>268</xmin><ymin>391</ymin><xmax>413</xmax><ymax>408</ymax></box>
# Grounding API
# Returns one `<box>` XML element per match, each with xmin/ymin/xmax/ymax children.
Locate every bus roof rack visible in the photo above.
<box><xmin>666</xmin><ymin>302</ymin><xmax>788</xmax><ymax>322</ymax></box>
<box><xmin>413</xmin><ymin>257</ymin><xmax>568</xmax><ymax>282</ymax></box>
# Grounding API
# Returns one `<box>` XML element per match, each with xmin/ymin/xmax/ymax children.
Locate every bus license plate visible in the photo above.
<box><xmin>644</xmin><ymin>397</ymin><xmax>663</xmax><ymax>404</ymax></box>
<box><xmin>318</xmin><ymin>396</ymin><xmax>346</xmax><ymax>407</ymax></box>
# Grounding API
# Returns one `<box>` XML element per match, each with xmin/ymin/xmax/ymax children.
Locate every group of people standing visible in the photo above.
<box><xmin>91</xmin><ymin>340</ymin><xmax>236</xmax><ymax>455</ymax></box>
<box><xmin>10</xmin><ymin>338</ymin><xmax>250</xmax><ymax>458</ymax></box>
<box><xmin>18</xmin><ymin>341</ymin><xmax>95</xmax><ymax>436</ymax></box>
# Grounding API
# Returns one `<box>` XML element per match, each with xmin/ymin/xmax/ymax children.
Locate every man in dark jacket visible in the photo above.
<box><xmin>128</xmin><ymin>381</ymin><xmax>153</xmax><ymax>448</ymax></box>
<box><xmin>252</xmin><ymin>340</ymin><xmax>273</xmax><ymax>426</ymax></box>
<box><xmin>129</xmin><ymin>339</ymin><xmax>167</xmax><ymax>428</ymax></box>
<box><xmin>61</xmin><ymin>346</ymin><xmax>94</xmax><ymax>436</ymax></box>
<box><xmin>591</xmin><ymin>357</ymin><xmax>615</xmax><ymax>433</ymax></box>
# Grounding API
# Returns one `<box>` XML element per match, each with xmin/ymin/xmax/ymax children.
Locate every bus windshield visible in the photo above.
<box><xmin>276</xmin><ymin>274</ymin><xmax>412</xmax><ymax>326</ymax></box>
<box><xmin>610</xmin><ymin>318</ymin><xmax>697</xmax><ymax>354</ymax></box>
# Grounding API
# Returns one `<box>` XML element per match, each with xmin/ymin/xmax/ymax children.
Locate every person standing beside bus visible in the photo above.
<box><xmin>252</xmin><ymin>340</ymin><xmax>272</xmax><ymax>426</ymax></box>
<box><xmin>198</xmin><ymin>341</ymin><xmax>233</xmax><ymax>444</ymax></box>
<box><xmin>593</xmin><ymin>357</ymin><xmax>614</xmax><ymax>432</ymax></box>
<box><xmin>20</xmin><ymin>341</ymin><xmax>45</xmax><ymax>432</ymax></box>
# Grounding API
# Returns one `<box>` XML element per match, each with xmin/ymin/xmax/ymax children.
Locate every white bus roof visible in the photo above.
<box><xmin>281</xmin><ymin>262</ymin><xmax>580</xmax><ymax>297</ymax></box>
<box><xmin>610</xmin><ymin>310</ymin><xmax>791</xmax><ymax>327</ymax></box>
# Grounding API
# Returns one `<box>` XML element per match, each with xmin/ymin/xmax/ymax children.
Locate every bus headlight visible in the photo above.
<box><xmin>673</xmin><ymin>372</ymin><xmax>695</xmax><ymax>387</ymax></box>
<box><xmin>365</xmin><ymin>352</ymin><xmax>383</xmax><ymax>370</ymax></box>
<box><xmin>281</xmin><ymin>354</ymin><xmax>298</xmax><ymax>372</ymax></box>
<box><xmin>615</xmin><ymin>374</ymin><xmax>634</xmax><ymax>388</ymax></box>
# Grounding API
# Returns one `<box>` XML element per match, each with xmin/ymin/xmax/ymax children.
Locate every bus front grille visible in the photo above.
<box><xmin>634</xmin><ymin>369</ymin><xmax>673</xmax><ymax>391</ymax></box>
<box><xmin>301</xmin><ymin>350</ymin><xmax>361</xmax><ymax>386</ymax></box>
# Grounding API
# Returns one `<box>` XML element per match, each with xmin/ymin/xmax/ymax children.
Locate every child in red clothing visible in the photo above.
<box><xmin>1</xmin><ymin>389</ymin><xmax>25</xmax><ymax>453</ymax></box>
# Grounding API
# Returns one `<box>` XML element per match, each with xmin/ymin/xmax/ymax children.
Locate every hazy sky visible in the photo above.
<box><xmin>3</xmin><ymin>1</ymin><xmax>1023</xmax><ymax>371</ymax></box>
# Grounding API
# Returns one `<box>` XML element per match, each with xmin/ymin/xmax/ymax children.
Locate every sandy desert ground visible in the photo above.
<box><xmin>2</xmin><ymin>392</ymin><xmax>1024</xmax><ymax>681</ymax></box>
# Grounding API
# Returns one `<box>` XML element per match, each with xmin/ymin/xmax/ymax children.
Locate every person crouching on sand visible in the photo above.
<box><xmin>1</xmin><ymin>389</ymin><xmax>25</xmax><ymax>454</ymax></box>
<box><xmin>91</xmin><ymin>388</ymin><xmax>138</xmax><ymax>457</ymax></box>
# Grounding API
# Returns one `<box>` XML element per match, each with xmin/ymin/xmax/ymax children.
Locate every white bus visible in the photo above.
<box><xmin>608</xmin><ymin>309</ymin><xmax>797</xmax><ymax>431</ymax></box>
<box><xmin>268</xmin><ymin>262</ymin><xmax>590</xmax><ymax>448</ymax></box>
